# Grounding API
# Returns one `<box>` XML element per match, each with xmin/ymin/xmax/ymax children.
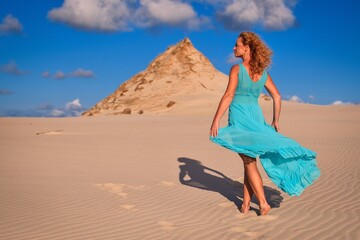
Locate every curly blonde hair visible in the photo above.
<box><xmin>239</xmin><ymin>32</ymin><xmax>273</xmax><ymax>79</ymax></box>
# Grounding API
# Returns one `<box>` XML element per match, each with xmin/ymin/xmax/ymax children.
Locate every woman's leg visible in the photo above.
<box><xmin>239</xmin><ymin>153</ymin><xmax>271</xmax><ymax>215</ymax></box>
<box><xmin>241</xmin><ymin>170</ymin><xmax>253</xmax><ymax>213</ymax></box>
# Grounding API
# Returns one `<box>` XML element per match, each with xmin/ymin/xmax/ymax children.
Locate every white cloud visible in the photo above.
<box><xmin>71</xmin><ymin>68</ymin><xmax>94</xmax><ymax>78</ymax></box>
<box><xmin>2</xmin><ymin>99</ymin><xmax>86</xmax><ymax>117</ymax></box>
<box><xmin>65</xmin><ymin>98</ymin><xmax>84</xmax><ymax>116</ymax></box>
<box><xmin>217</xmin><ymin>0</ymin><xmax>296</xmax><ymax>31</ymax></box>
<box><xmin>0</xmin><ymin>14</ymin><xmax>23</xmax><ymax>35</ymax></box>
<box><xmin>331</xmin><ymin>100</ymin><xmax>354</xmax><ymax>106</ymax></box>
<box><xmin>66</xmin><ymin>98</ymin><xmax>82</xmax><ymax>110</ymax></box>
<box><xmin>218</xmin><ymin>0</ymin><xmax>260</xmax><ymax>30</ymax></box>
<box><xmin>288</xmin><ymin>95</ymin><xmax>303</xmax><ymax>103</ymax></box>
<box><xmin>141</xmin><ymin>0</ymin><xmax>196</xmax><ymax>24</ymax></box>
<box><xmin>47</xmin><ymin>0</ymin><xmax>297</xmax><ymax>32</ymax></box>
<box><xmin>135</xmin><ymin>0</ymin><xmax>208</xmax><ymax>29</ymax></box>
<box><xmin>47</xmin><ymin>0</ymin><xmax>210</xmax><ymax>32</ymax></box>
<box><xmin>34</xmin><ymin>99</ymin><xmax>85</xmax><ymax>117</ymax></box>
<box><xmin>262</xmin><ymin>0</ymin><xmax>296</xmax><ymax>30</ymax></box>
<box><xmin>54</xmin><ymin>71</ymin><xmax>66</xmax><ymax>79</ymax></box>
<box><xmin>50</xmin><ymin>109</ymin><xmax>65</xmax><ymax>117</ymax></box>
<box><xmin>308</xmin><ymin>95</ymin><xmax>315</xmax><ymax>100</ymax></box>
<box><xmin>227</xmin><ymin>52</ymin><xmax>240</xmax><ymax>64</ymax></box>
<box><xmin>48</xmin><ymin>0</ymin><xmax>132</xmax><ymax>32</ymax></box>
<box><xmin>43</xmin><ymin>68</ymin><xmax>94</xmax><ymax>79</ymax></box>
<box><xmin>0</xmin><ymin>61</ymin><xmax>25</xmax><ymax>75</ymax></box>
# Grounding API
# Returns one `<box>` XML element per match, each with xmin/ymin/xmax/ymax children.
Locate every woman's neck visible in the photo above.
<box><xmin>241</xmin><ymin>53</ymin><xmax>251</xmax><ymax>65</ymax></box>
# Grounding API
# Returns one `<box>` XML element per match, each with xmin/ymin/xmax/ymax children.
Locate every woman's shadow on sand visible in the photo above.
<box><xmin>178</xmin><ymin>157</ymin><xmax>283</xmax><ymax>213</ymax></box>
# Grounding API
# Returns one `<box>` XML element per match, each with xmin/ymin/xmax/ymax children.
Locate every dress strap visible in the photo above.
<box><xmin>238</xmin><ymin>63</ymin><xmax>244</xmax><ymax>72</ymax></box>
<box><xmin>238</xmin><ymin>63</ymin><xmax>248</xmax><ymax>81</ymax></box>
<box><xmin>260</xmin><ymin>70</ymin><xmax>268</xmax><ymax>85</ymax></box>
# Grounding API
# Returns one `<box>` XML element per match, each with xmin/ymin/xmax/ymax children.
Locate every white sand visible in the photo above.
<box><xmin>1</xmin><ymin>102</ymin><xmax>360</xmax><ymax>239</ymax></box>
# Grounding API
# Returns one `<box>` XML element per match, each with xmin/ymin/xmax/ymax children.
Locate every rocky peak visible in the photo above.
<box><xmin>82</xmin><ymin>38</ymin><xmax>227</xmax><ymax>116</ymax></box>
<box><xmin>146</xmin><ymin>37</ymin><xmax>215</xmax><ymax>76</ymax></box>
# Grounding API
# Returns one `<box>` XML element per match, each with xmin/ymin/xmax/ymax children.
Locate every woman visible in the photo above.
<box><xmin>210</xmin><ymin>32</ymin><xmax>320</xmax><ymax>216</ymax></box>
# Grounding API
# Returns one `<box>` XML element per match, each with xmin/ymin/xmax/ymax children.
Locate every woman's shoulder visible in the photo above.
<box><xmin>230</xmin><ymin>64</ymin><xmax>240</xmax><ymax>74</ymax></box>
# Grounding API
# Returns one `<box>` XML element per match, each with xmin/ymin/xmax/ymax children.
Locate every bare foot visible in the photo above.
<box><xmin>260</xmin><ymin>204</ymin><xmax>271</xmax><ymax>215</ymax></box>
<box><xmin>240</xmin><ymin>204</ymin><xmax>250</xmax><ymax>213</ymax></box>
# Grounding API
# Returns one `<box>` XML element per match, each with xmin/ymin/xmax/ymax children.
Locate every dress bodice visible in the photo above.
<box><xmin>232</xmin><ymin>63</ymin><xmax>268</xmax><ymax>104</ymax></box>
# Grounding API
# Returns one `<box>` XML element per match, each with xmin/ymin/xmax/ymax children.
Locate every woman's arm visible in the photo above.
<box><xmin>264</xmin><ymin>73</ymin><xmax>281</xmax><ymax>132</ymax></box>
<box><xmin>210</xmin><ymin>65</ymin><xmax>239</xmax><ymax>137</ymax></box>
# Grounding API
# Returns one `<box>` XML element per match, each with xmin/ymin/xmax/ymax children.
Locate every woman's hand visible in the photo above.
<box><xmin>210</xmin><ymin>121</ymin><xmax>219</xmax><ymax>138</ymax></box>
<box><xmin>271</xmin><ymin>121</ymin><xmax>280</xmax><ymax>132</ymax></box>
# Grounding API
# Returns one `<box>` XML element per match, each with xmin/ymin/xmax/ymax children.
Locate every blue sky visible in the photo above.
<box><xmin>0</xmin><ymin>0</ymin><xmax>359</xmax><ymax>117</ymax></box>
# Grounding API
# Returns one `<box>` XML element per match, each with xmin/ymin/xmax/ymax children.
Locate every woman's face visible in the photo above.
<box><xmin>233</xmin><ymin>37</ymin><xmax>248</xmax><ymax>58</ymax></box>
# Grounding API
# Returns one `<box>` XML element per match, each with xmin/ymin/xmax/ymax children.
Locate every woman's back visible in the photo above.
<box><xmin>232</xmin><ymin>63</ymin><xmax>268</xmax><ymax>105</ymax></box>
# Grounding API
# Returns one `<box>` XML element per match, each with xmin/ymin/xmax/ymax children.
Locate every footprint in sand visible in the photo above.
<box><xmin>157</xmin><ymin>181</ymin><xmax>176</xmax><ymax>187</ymax></box>
<box><xmin>158</xmin><ymin>221</ymin><xmax>175</xmax><ymax>231</ymax></box>
<box><xmin>95</xmin><ymin>183</ymin><xmax>128</xmax><ymax>198</ymax></box>
<box><xmin>120</xmin><ymin>204</ymin><xmax>138</xmax><ymax>212</ymax></box>
<box><xmin>95</xmin><ymin>183</ymin><xmax>147</xmax><ymax>198</ymax></box>
<box><xmin>36</xmin><ymin>130</ymin><xmax>64</xmax><ymax>135</ymax></box>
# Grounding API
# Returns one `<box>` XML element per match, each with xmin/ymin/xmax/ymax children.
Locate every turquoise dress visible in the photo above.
<box><xmin>210</xmin><ymin>63</ymin><xmax>320</xmax><ymax>197</ymax></box>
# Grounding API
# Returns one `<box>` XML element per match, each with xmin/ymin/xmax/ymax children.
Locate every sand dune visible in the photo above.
<box><xmin>82</xmin><ymin>38</ymin><xmax>227</xmax><ymax>117</ymax></box>
<box><xmin>1</xmin><ymin>103</ymin><xmax>360</xmax><ymax>239</ymax></box>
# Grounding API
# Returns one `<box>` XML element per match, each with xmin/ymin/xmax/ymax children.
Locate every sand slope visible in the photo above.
<box><xmin>1</xmin><ymin>103</ymin><xmax>360</xmax><ymax>239</ymax></box>
<box><xmin>82</xmin><ymin>38</ymin><xmax>227</xmax><ymax>116</ymax></box>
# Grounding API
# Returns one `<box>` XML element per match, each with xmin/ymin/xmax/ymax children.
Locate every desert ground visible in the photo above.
<box><xmin>1</xmin><ymin>102</ymin><xmax>360</xmax><ymax>239</ymax></box>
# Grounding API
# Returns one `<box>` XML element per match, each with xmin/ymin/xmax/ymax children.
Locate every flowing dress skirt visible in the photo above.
<box><xmin>210</xmin><ymin>102</ymin><xmax>321</xmax><ymax>196</ymax></box>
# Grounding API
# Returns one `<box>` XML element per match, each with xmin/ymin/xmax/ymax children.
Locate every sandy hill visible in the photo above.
<box><xmin>82</xmin><ymin>38</ymin><xmax>229</xmax><ymax>116</ymax></box>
